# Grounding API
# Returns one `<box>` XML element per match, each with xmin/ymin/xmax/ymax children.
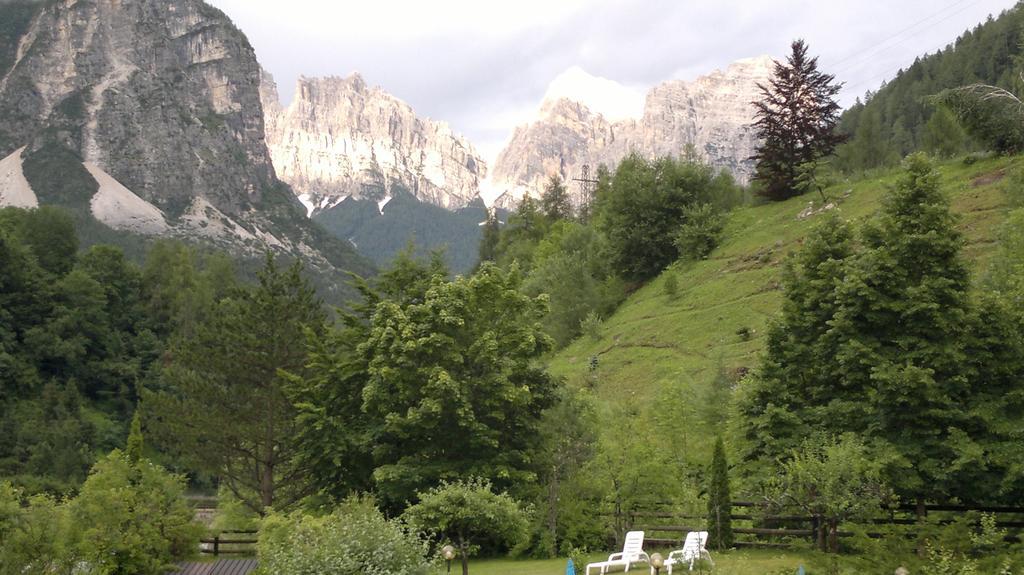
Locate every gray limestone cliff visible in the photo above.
<box><xmin>261</xmin><ymin>70</ymin><xmax>487</xmax><ymax>215</ymax></box>
<box><xmin>0</xmin><ymin>0</ymin><xmax>373</xmax><ymax>294</ymax></box>
<box><xmin>490</xmin><ymin>56</ymin><xmax>774</xmax><ymax>208</ymax></box>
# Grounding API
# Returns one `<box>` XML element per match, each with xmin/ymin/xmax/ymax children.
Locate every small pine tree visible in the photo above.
<box><xmin>540</xmin><ymin>175</ymin><xmax>572</xmax><ymax>221</ymax></box>
<box><xmin>126</xmin><ymin>410</ymin><xmax>144</xmax><ymax>465</ymax></box>
<box><xmin>478</xmin><ymin>211</ymin><xmax>501</xmax><ymax>265</ymax></box>
<box><xmin>706</xmin><ymin>437</ymin><xmax>734</xmax><ymax>550</ymax></box>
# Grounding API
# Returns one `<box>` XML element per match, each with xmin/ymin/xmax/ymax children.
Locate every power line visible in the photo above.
<box><xmin>829</xmin><ymin>0</ymin><xmax>970</xmax><ymax>72</ymax></box>
<box><xmin>840</xmin><ymin>0</ymin><xmax>991</xmax><ymax>95</ymax></box>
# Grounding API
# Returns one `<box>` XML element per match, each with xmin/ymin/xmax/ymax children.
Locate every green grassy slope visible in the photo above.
<box><xmin>548</xmin><ymin>155</ymin><xmax>1018</xmax><ymax>456</ymax></box>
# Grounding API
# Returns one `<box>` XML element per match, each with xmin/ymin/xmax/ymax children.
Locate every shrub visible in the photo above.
<box><xmin>663</xmin><ymin>272</ymin><xmax>679</xmax><ymax>299</ymax></box>
<box><xmin>72</xmin><ymin>449</ymin><xmax>201</xmax><ymax>575</ymax></box>
<box><xmin>403</xmin><ymin>478</ymin><xmax>529</xmax><ymax>575</ymax></box>
<box><xmin>0</xmin><ymin>482</ymin><xmax>76</xmax><ymax>575</ymax></box>
<box><xmin>258</xmin><ymin>497</ymin><xmax>433</xmax><ymax>575</ymax></box>
<box><xmin>674</xmin><ymin>203</ymin><xmax>725</xmax><ymax>261</ymax></box>
<box><xmin>705</xmin><ymin>438</ymin><xmax>734</xmax><ymax>550</ymax></box>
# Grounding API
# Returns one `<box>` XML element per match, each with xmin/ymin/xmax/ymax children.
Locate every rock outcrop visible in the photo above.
<box><xmin>490</xmin><ymin>56</ymin><xmax>774</xmax><ymax>207</ymax></box>
<box><xmin>0</xmin><ymin>0</ymin><xmax>373</xmax><ymax>296</ymax></box>
<box><xmin>261</xmin><ymin>71</ymin><xmax>488</xmax><ymax>216</ymax></box>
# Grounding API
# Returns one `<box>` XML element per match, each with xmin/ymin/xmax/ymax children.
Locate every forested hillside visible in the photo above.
<box><xmin>838</xmin><ymin>3</ymin><xmax>1024</xmax><ymax>170</ymax></box>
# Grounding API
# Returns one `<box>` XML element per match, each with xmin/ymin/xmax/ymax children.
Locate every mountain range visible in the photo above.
<box><xmin>0</xmin><ymin>0</ymin><xmax>772</xmax><ymax>278</ymax></box>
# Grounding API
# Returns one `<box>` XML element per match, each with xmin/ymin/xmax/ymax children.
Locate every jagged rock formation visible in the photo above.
<box><xmin>490</xmin><ymin>56</ymin><xmax>774</xmax><ymax>207</ymax></box>
<box><xmin>261</xmin><ymin>70</ymin><xmax>488</xmax><ymax>216</ymax></box>
<box><xmin>0</xmin><ymin>0</ymin><xmax>372</xmax><ymax>298</ymax></box>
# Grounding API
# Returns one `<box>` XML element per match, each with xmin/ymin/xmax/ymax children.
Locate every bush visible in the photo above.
<box><xmin>675</xmin><ymin>203</ymin><xmax>725</xmax><ymax>261</ymax></box>
<box><xmin>258</xmin><ymin>497</ymin><xmax>433</xmax><ymax>575</ymax></box>
<box><xmin>72</xmin><ymin>449</ymin><xmax>201</xmax><ymax>575</ymax></box>
<box><xmin>403</xmin><ymin>478</ymin><xmax>529</xmax><ymax>575</ymax></box>
<box><xmin>0</xmin><ymin>482</ymin><xmax>75</xmax><ymax>575</ymax></box>
<box><xmin>663</xmin><ymin>272</ymin><xmax>679</xmax><ymax>299</ymax></box>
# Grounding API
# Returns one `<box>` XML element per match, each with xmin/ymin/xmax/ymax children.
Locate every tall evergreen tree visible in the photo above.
<box><xmin>827</xmin><ymin>154</ymin><xmax>972</xmax><ymax>504</ymax></box>
<box><xmin>477</xmin><ymin>210</ymin><xmax>501</xmax><ymax>265</ymax></box>
<box><xmin>145</xmin><ymin>254</ymin><xmax>327</xmax><ymax>513</ymax></box>
<box><xmin>752</xmin><ymin>40</ymin><xmax>845</xmax><ymax>201</ymax></box>
<box><xmin>706</xmin><ymin>437</ymin><xmax>734</xmax><ymax>550</ymax></box>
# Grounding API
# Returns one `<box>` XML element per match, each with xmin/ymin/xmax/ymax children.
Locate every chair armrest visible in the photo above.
<box><xmin>608</xmin><ymin>553</ymin><xmax>625</xmax><ymax>561</ymax></box>
<box><xmin>637</xmin><ymin>552</ymin><xmax>651</xmax><ymax>563</ymax></box>
<box><xmin>667</xmin><ymin>550</ymin><xmax>686</xmax><ymax>560</ymax></box>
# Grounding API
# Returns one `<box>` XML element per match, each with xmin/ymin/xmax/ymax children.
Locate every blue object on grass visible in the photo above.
<box><xmin>567</xmin><ymin>558</ymin><xmax>575</xmax><ymax>575</ymax></box>
<box><xmin>797</xmin><ymin>565</ymin><xmax>806</xmax><ymax>575</ymax></box>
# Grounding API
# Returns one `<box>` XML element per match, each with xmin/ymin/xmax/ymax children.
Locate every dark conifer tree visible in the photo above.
<box><xmin>706</xmin><ymin>437</ymin><xmax>734</xmax><ymax>550</ymax></box>
<box><xmin>752</xmin><ymin>40</ymin><xmax>845</xmax><ymax>201</ymax></box>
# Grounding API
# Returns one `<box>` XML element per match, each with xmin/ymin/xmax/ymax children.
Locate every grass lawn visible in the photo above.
<box><xmin>454</xmin><ymin>548</ymin><xmax>820</xmax><ymax>575</ymax></box>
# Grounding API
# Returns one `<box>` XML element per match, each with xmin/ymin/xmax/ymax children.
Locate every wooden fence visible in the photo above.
<box><xmin>200</xmin><ymin>531</ymin><xmax>258</xmax><ymax>556</ymax></box>
<box><xmin>618</xmin><ymin>501</ymin><xmax>1024</xmax><ymax>550</ymax></box>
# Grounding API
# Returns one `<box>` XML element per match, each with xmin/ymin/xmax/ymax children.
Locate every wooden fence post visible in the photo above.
<box><xmin>213</xmin><ymin>535</ymin><xmax>219</xmax><ymax>556</ymax></box>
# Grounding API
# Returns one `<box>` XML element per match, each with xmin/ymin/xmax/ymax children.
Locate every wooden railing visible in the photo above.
<box><xmin>199</xmin><ymin>530</ymin><xmax>258</xmax><ymax>556</ymax></box>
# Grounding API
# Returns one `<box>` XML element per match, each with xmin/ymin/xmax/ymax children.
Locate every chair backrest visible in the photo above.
<box><xmin>622</xmin><ymin>530</ymin><xmax>646</xmax><ymax>559</ymax></box>
<box><xmin>680</xmin><ymin>531</ymin><xmax>708</xmax><ymax>559</ymax></box>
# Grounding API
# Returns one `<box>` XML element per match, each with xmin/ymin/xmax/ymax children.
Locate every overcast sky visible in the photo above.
<box><xmin>210</xmin><ymin>0</ymin><xmax>1014</xmax><ymax>162</ymax></box>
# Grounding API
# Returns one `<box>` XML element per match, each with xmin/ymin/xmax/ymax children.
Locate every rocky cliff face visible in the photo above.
<box><xmin>0</xmin><ymin>0</ymin><xmax>277</xmax><ymax>217</ymax></box>
<box><xmin>0</xmin><ymin>0</ymin><xmax>372</xmax><ymax>301</ymax></box>
<box><xmin>490</xmin><ymin>56</ymin><xmax>773</xmax><ymax>207</ymax></box>
<box><xmin>261</xmin><ymin>71</ymin><xmax>488</xmax><ymax>215</ymax></box>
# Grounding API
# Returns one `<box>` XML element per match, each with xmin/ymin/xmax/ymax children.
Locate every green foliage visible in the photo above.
<box><xmin>478</xmin><ymin>211</ymin><xmax>501</xmax><ymax>265</ymax></box>
<box><xmin>126</xmin><ymin>410</ymin><xmax>143</xmax><ymax>465</ymax></box>
<box><xmin>258</xmin><ymin>497</ymin><xmax>434</xmax><ymax>575</ymax></box>
<box><xmin>523</xmin><ymin>222</ymin><xmax>623</xmax><ymax>346</ymax></box>
<box><xmin>145</xmin><ymin>254</ymin><xmax>327</xmax><ymax>513</ymax></box>
<box><xmin>705</xmin><ymin>437</ymin><xmax>733</xmax><ymax>550</ymax></box>
<box><xmin>597</xmin><ymin>154</ymin><xmax>738</xmax><ymax>280</ymax></box>
<box><xmin>737</xmin><ymin>155</ymin><xmax>1024</xmax><ymax>507</ymax></box>
<box><xmin>752</xmin><ymin>40</ymin><xmax>844</xmax><ymax>200</ymax></box>
<box><xmin>662</xmin><ymin>271</ymin><xmax>679</xmax><ymax>299</ymax></box>
<box><xmin>838</xmin><ymin>5</ymin><xmax>1024</xmax><ymax>165</ymax></box>
<box><xmin>314</xmin><ymin>190</ymin><xmax>501</xmax><ymax>274</ymax></box>
<box><xmin>20</xmin><ymin>143</ymin><xmax>98</xmax><ymax>208</ymax></box>
<box><xmin>540</xmin><ymin>175</ymin><xmax>572</xmax><ymax>221</ymax></box>
<box><xmin>72</xmin><ymin>449</ymin><xmax>201</xmax><ymax>575</ymax></box>
<box><xmin>674</xmin><ymin>203</ymin><xmax>725</xmax><ymax>261</ymax></box>
<box><xmin>987</xmin><ymin>207</ymin><xmax>1024</xmax><ymax>304</ymax></box>
<box><xmin>923</xmin><ymin>105</ymin><xmax>968</xmax><ymax>158</ymax></box>
<box><xmin>935</xmin><ymin>84</ymin><xmax>1024</xmax><ymax>154</ymax></box>
<box><xmin>403</xmin><ymin>478</ymin><xmax>529</xmax><ymax>574</ymax></box>
<box><xmin>293</xmin><ymin>256</ymin><xmax>557</xmax><ymax>509</ymax></box>
<box><xmin>0</xmin><ymin>482</ymin><xmax>75</xmax><ymax>575</ymax></box>
<box><xmin>762</xmin><ymin>436</ymin><xmax>890</xmax><ymax>552</ymax></box>
<box><xmin>360</xmin><ymin>263</ymin><xmax>557</xmax><ymax>506</ymax></box>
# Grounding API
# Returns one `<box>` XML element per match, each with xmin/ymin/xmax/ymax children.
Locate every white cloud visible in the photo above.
<box><xmin>542</xmin><ymin>66</ymin><xmax>645</xmax><ymax>121</ymax></box>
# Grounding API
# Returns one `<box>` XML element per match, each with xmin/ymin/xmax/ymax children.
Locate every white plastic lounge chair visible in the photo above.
<box><xmin>586</xmin><ymin>531</ymin><xmax>650</xmax><ymax>574</ymax></box>
<box><xmin>653</xmin><ymin>531</ymin><xmax>714</xmax><ymax>574</ymax></box>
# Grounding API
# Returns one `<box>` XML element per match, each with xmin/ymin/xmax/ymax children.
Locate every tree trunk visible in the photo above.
<box><xmin>814</xmin><ymin>515</ymin><xmax>826</xmax><ymax>552</ymax></box>
<box><xmin>459</xmin><ymin>536</ymin><xmax>470</xmax><ymax>575</ymax></box>
<box><xmin>828</xmin><ymin>517</ymin><xmax>838</xmax><ymax>553</ymax></box>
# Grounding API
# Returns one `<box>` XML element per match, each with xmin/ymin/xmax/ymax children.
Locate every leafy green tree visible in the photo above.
<box><xmin>522</xmin><ymin>222</ymin><xmax>623</xmax><ymax>347</ymax></box>
<box><xmin>674</xmin><ymin>203</ymin><xmax>724</xmax><ymax>261</ymax></box>
<box><xmin>359</xmin><ymin>263</ymin><xmax>557</xmax><ymax>506</ymax></box>
<box><xmin>72</xmin><ymin>449</ymin><xmax>201</xmax><ymax>575</ymax></box>
<box><xmin>705</xmin><ymin>437</ymin><xmax>734</xmax><ymax>550</ymax></box>
<box><xmin>923</xmin><ymin>106</ymin><xmax>967</xmax><ymax>158</ymax></box>
<box><xmin>762</xmin><ymin>436</ymin><xmax>890</xmax><ymax>552</ymax></box>
<box><xmin>288</xmin><ymin>250</ymin><xmax>448</xmax><ymax>504</ymax></box>
<box><xmin>0</xmin><ymin>482</ymin><xmax>75</xmax><ymax>575</ymax></box>
<box><xmin>259</xmin><ymin>497</ymin><xmax>433</xmax><ymax>575</ymax></box>
<box><xmin>17</xmin><ymin>207</ymin><xmax>78</xmax><ymax>276</ymax></box>
<box><xmin>403</xmin><ymin>478</ymin><xmax>528</xmax><ymax>575</ymax></box>
<box><xmin>936</xmin><ymin>83</ymin><xmax>1024</xmax><ymax>154</ymax></box>
<box><xmin>841</xmin><ymin>104</ymin><xmax>891</xmax><ymax>171</ymax></box>
<box><xmin>494</xmin><ymin>196</ymin><xmax>549</xmax><ymax>272</ymax></box>
<box><xmin>752</xmin><ymin>40</ymin><xmax>845</xmax><ymax>201</ymax></box>
<box><xmin>597</xmin><ymin>154</ymin><xmax>737</xmax><ymax>281</ymax></box>
<box><xmin>540</xmin><ymin>175</ymin><xmax>572</xmax><ymax>221</ymax></box>
<box><xmin>145</xmin><ymin>254</ymin><xmax>327</xmax><ymax>513</ymax></box>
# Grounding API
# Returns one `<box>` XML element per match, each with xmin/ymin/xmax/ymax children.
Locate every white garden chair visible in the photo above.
<box><xmin>586</xmin><ymin>531</ymin><xmax>650</xmax><ymax>574</ymax></box>
<box><xmin>653</xmin><ymin>531</ymin><xmax>714</xmax><ymax>574</ymax></box>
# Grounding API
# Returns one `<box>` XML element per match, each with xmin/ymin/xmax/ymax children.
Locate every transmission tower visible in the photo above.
<box><xmin>571</xmin><ymin>164</ymin><xmax>599</xmax><ymax>217</ymax></box>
